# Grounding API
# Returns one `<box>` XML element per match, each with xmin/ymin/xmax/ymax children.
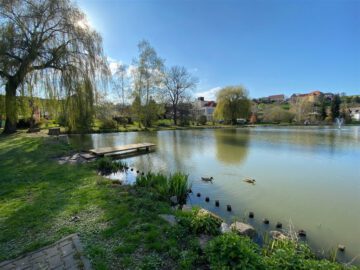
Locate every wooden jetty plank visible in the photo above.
<box><xmin>89</xmin><ymin>143</ymin><xmax>155</xmax><ymax>156</ymax></box>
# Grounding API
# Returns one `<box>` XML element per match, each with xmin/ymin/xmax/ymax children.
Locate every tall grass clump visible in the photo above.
<box><xmin>136</xmin><ymin>172</ymin><xmax>190</xmax><ymax>206</ymax></box>
<box><xmin>168</xmin><ymin>172</ymin><xmax>189</xmax><ymax>205</ymax></box>
<box><xmin>96</xmin><ymin>157</ymin><xmax>126</xmax><ymax>175</ymax></box>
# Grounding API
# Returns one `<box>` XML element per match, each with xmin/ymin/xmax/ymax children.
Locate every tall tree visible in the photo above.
<box><xmin>131</xmin><ymin>40</ymin><xmax>164</xmax><ymax>127</ymax></box>
<box><xmin>162</xmin><ymin>66</ymin><xmax>197</xmax><ymax>125</ymax></box>
<box><xmin>113</xmin><ymin>63</ymin><xmax>129</xmax><ymax>112</ymax></box>
<box><xmin>0</xmin><ymin>0</ymin><xmax>108</xmax><ymax>133</ymax></box>
<box><xmin>331</xmin><ymin>94</ymin><xmax>341</xmax><ymax>120</ymax></box>
<box><xmin>291</xmin><ymin>98</ymin><xmax>313</xmax><ymax>123</ymax></box>
<box><xmin>214</xmin><ymin>86</ymin><xmax>251</xmax><ymax>125</ymax></box>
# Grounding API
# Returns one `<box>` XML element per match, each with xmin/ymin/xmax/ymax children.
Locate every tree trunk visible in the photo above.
<box><xmin>4</xmin><ymin>80</ymin><xmax>18</xmax><ymax>134</ymax></box>
<box><xmin>173</xmin><ymin>105</ymin><xmax>177</xmax><ymax>125</ymax></box>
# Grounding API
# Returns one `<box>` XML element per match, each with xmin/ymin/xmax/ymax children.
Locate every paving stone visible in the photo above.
<box><xmin>48</xmin><ymin>254</ymin><xmax>63</xmax><ymax>268</ymax></box>
<box><xmin>0</xmin><ymin>234</ymin><xmax>91</xmax><ymax>270</ymax></box>
<box><xmin>60</xmin><ymin>243</ymin><xmax>75</xmax><ymax>257</ymax></box>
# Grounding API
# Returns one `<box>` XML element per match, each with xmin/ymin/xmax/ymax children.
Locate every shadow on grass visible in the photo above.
<box><xmin>0</xmin><ymin>134</ymin><xmax>188</xmax><ymax>269</ymax></box>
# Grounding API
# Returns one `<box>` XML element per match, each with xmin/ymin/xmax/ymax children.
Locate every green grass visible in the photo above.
<box><xmin>0</xmin><ymin>132</ymin><xmax>201</xmax><ymax>269</ymax></box>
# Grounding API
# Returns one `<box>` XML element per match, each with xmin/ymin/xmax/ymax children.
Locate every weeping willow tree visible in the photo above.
<box><xmin>0</xmin><ymin>0</ymin><xmax>109</xmax><ymax>133</ymax></box>
<box><xmin>214</xmin><ymin>86</ymin><xmax>251</xmax><ymax>125</ymax></box>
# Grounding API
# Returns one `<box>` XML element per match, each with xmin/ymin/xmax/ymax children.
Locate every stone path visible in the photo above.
<box><xmin>57</xmin><ymin>153</ymin><xmax>96</xmax><ymax>165</ymax></box>
<box><xmin>0</xmin><ymin>234</ymin><xmax>91</xmax><ymax>270</ymax></box>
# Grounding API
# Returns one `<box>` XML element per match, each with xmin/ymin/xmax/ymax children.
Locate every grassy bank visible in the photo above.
<box><xmin>0</xmin><ymin>133</ymin><xmax>358</xmax><ymax>269</ymax></box>
<box><xmin>0</xmin><ymin>133</ymin><xmax>197</xmax><ymax>269</ymax></box>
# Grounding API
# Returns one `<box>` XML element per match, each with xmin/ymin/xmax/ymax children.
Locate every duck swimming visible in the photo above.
<box><xmin>201</xmin><ymin>177</ymin><xmax>213</xmax><ymax>182</ymax></box>
<box><xmin>243</xmin><ymin>178</ymin><xmax>256</xmax><ymax>184</ymax></box>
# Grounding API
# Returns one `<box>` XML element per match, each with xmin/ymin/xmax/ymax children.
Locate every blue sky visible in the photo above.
<box><xmin>77</xmin><ymin>0</ymin><xmax>359</xmax><ymax>99</ymax></box>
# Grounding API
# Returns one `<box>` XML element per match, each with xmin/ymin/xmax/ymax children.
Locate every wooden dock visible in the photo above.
<box><xmin>89</xmin><ymin>143</ymin><xmax>156</xmax><ymax>156</ymax></box>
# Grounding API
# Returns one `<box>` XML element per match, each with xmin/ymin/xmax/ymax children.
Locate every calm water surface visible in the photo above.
<box><xmin>69</xmin><ymin>126</ymin><xmax>360</xmax><ymax>264</ymax></box>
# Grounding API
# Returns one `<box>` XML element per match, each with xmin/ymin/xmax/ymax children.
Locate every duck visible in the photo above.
<box><xmin>243</xmin><ymin>178</ymin><xmax>256</xmax><ymax>184</ymax></box>
<box><xmin>201</xmin><ymin>176</ymin><xmax>213</xmax><ymax>182</ymax></box>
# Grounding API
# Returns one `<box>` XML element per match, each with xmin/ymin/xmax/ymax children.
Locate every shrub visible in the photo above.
<box><xmin>157</xmin><ymin>119</ymin><xmax>172</xmax><ymax>127</ymax></box>
<box><xmin>198</xmin><ymin>115</ymin><xmax>207</xmax><ymax>125</ymax></box>
<box><xmin>100</xmin><ymin>119</ymin><xmax>118</xmax><ymax>129</ymax></box>
<box><xmin>178</xmin><ymin>250</ymin><xmax>199</xmax><ymax>269</ymax></box>
<box><xmin>263</xmin><ymin>239</ymin><xmax>358</xmax><ymax>270</ymax></box>
<box><xmin>177</xmin><ymin>208</ymin><xmax>222</xmax><ymax>236</ymax></box>
<box><xmin>205</xmin><ymin>232</ymin><xmax>264</xmax><ymax>269</ymax></box>
<box><xmin>263</xmin><ymin>239</ymin><xmax>313</xmax><ymax>270</ymax></box>
<box><xmin>95</xmin><ymin>157</ymin><xmax>126</xmax><ymax>175</ymax></box>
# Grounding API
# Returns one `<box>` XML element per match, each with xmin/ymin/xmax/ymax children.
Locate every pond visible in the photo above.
<box><xmin>69</xmin><ymin>126</ymin><xmax>360</xmax><ymax>264</ymax></box>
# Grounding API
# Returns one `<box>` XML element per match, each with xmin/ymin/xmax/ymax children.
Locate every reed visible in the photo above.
<box><xmin>96</xmin><ymin>157</ymin><xmax>127</xmax><ymax>174</ymax></box>
<box><xmin>136</xmin><ymin>171</ymin><xmax>191</xmax><ymax>206</ymax></box>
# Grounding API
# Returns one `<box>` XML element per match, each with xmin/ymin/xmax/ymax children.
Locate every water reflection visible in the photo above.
<box><xmin>214</xmin><ymin>129</ymin><xmax>250</xmax><ymax>164</ymax></box>
<box><xmin>68</xmin><ymin>127</ymin><xmax>360</xmax><ymax>265</ymax></box>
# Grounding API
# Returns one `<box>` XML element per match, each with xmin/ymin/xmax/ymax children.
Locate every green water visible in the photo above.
<box><xmin>69</xmin><ymin>126</ymin><xmax>360</xmax><ymax>264</ymax></box>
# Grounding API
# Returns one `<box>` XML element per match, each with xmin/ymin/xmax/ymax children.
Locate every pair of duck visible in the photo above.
<box><xmin>201</xmin><ymin>177</ymin><xmax>256</xmax><ymax>184</ymax></box>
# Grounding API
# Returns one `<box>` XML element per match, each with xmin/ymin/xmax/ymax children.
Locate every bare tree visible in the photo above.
<box><xmin>132</xmin><ymin>40</ymin><xmax>164</xmax><ymax>127</ymax></box>
<box><xmin>162</xmin><ymin>66</ymin><xmax>197</xmax><ymax>125</ymax></box>
<box><xmin>0</xmin><ymin>0</ymin><xmax>108</xmax><ymax>133</ymax></box>
<box><xmin>113</xmin><ymin>63</ymin><xmax>129</xmax><ymax>112</ymax></box>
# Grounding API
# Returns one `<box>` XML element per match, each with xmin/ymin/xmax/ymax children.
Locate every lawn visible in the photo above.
<box><xmin>0</xmin><ymin>132</ymin><xmax>199</xmax><ymax>269</ymax></box>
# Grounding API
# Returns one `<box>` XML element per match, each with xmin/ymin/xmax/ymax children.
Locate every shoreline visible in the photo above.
<box><xmin>3</xmin><ymin>122</ymin><xmax>359</xmax><ymax>136</ymax></box>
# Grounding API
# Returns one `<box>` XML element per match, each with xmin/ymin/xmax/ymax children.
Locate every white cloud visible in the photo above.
<box><xmin>107</xmin><ymin>56</ymin><xmax>123</xmax><ymax>75</ymax></box>
<box><xmin>196</xmin><ymin>86</ymin><xmax>222</xmax><ymax>101</ymax></box>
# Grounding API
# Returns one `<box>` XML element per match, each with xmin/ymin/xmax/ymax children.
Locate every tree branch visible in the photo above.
<box><xmin>0</xmin><ymin>70</ymin><xmax>10</xmax><ymax>79</ymax></box>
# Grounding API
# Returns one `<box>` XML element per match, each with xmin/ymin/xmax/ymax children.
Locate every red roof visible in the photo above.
<box><xmin>204</xmin><ymin>101</ymin><xmax>216</xmax><ymax>107</ymax></box>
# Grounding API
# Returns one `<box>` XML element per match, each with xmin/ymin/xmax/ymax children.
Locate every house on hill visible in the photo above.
<box><xmin>290</xmin><ymin>90</ymin><xmax>324</xmax><ymax>103</ymax></box>
<box><xmin>268</xmin><ymin>94</ymin><xmax>285</xmax><ymax>103</ymax></box>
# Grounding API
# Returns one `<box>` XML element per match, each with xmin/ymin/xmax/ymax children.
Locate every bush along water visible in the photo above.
<box><xmin>206</xmin><ymin>232</ymin><xmax>264</xmax><ymax>269</ymax></box>
<box><xmin>134</xmin><ymin>171</ymin><xmax>358</xmax><ymax>270</ymax></box>
<box><xmin>95</xmin><ymin>157</ymin><xmax>127</xmax><ymax>175</ymax></box>
<box><xmin>177</xmin><ymin>207</ymin><xmax>222</xmax><ymax>236</ymax></box>
<box><xmin>135</xmin><ymin>172</ymin><xmax>191</xmax><ymax>206</ymax></box>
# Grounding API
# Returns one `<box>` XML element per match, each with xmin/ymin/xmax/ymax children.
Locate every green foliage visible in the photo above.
<box><xmin>263</xmin><ymin>239</ymin><xmax>356</xmax><ymax>270</ymax></box>
<box><xmin>177</xmin><ymin>208</ymin><xmax>222</xmax><ymax>235</ymax></box>
<box><xmin>131</xmin><ymin>96</ymin><xmax>163</xmax><ymax>128</ymax></box>
<box><xmin>214</xmin><ymin>86</ymin><xmax>251</xmax><ymax>124</ymax></box>
<box><xmin>95</xmin><ymin>157</ymin><xmax>126</xmax><ymax>174</ymax></box>
<box><xmin>96</xmin><ymin>102</ymin><xmax>118</xmax><ymax>130</ymax></box>
<box><xmin>205</xmin><ymin>232</ymin><xmax>264</xmax><ymax>269</ymax></box>
<box><xmin>178</xmin><ymin>250</ymin><xmax>200</xmax><ymax>269</ymax></box>
<box><xmin>139</xmin><ymin>253</ymin><xmax>164</xmax><ymax>269</ymax></box>
<box><xmin>263</xmin><ymin>106</ymin><xmax>295</xmax><ymax>123</ymax></box>
<box><xmin>168</xmin><ymin>172</ymin><xmax>189</xmax><ymax>205</ymax></box>
<box><xmin>136</xmin><ymin>172</ymin><xmax>190</xmax><ymax>205</ymax></box>
<box><xmin>198</xmin><ymin>115</ymin><xmax>207</xmax><ymax>125</ymax></box>
<box><xmin>0</xmin><ymin>0</ymin><xmax>108</xmax><ymax>133</ymax></box>
<box><xmin>99</xmin><ymin>119</ymin><xmax>118</xmax><ymax>130</ymax></box>
<box><xmin>156</xmin><ymin>119</ymin><xmax>172</xmax><ymax>127</ymax></box>
<box><xmin>65</xmin><ymin>81</ymin><xmax>95</xmax><ymax>132</ymax></box>
<box><xmin>331</xmin><ymin>94</ymin><xmax>341</xmax><ymax>120</ymax></box>
<box><xmin>281</xmin><ymin>103</ymin><xmax>291</xmax><ymax>110</ymax></box>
